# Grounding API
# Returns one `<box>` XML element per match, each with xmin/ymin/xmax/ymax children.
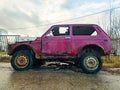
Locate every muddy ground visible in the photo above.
<box><xmin>0</xmin><ymin>63</ymin><xmax>120</xmax><ymax>90</ymax></box>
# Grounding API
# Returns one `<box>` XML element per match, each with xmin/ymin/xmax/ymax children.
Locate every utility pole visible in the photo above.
<box><xmin>106</xmin><ymin>0</ymin><xmax>112</xmax><ymax>62</ymax></box>
<box><xmin>109</xmin><ymin>0</ymin><xmax>112</xmax><ymax>37</ymax></box>
<box><xmin>109</xmin><ymin>0</ymin><xmax>113</xmax><ymax>38</ymax></box>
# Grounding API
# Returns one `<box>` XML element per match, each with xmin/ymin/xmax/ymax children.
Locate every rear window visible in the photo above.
<box><xmin>72</xmin><ymin>26</ymin><xmax>97</xmax><ymax>36</ymax></box>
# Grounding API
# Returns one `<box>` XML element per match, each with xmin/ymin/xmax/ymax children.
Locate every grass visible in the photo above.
<box><xmin>0</xmin><ymin>52</ymin><xmax>7</xmax><ymax>55</ymax></box>
<box><xmin>102</xmin><ymin>55</ymin><xmax>120</xmax><ymax>68</ymax></box>
<box><xmin>0</xmin><ymin>56</ymin><xmax>11</xmax><ymax>62</ymax></box>
<box><xmin>0</xmin><ymin>52</ymin><xmax>11</xmax><ymax>62</ymax></box>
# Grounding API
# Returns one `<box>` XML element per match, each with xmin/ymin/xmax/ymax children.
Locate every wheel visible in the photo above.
<box><xmin>79</xmin><ymin>52</ymin><xmax>102</xmax><ymax>74</ymax></box>
<box><xmin>11</xmin><ymin>50</ymin><xmax>33</xmax><ymax>71</ymax></box>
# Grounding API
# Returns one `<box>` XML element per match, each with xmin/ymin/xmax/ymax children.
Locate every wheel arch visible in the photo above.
<box><xmin>78</xmin><ymin>44</ymin><xmax>105</xmax><ymax>56</ymax></box>
<box><xmin>12</xmin><ymin>44</ymin><xmax>35</xmax><ymax>56</ymax></box>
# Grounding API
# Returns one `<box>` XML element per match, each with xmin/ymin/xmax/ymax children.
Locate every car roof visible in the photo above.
<box><xmin>53</xmin><ymin>24</ymin><xmax>98</xmax><ymax>26</ymax></box>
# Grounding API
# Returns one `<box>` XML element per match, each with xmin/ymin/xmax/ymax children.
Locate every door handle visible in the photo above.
<box><xmin>65</xmin><ymin>37</ymin><xmax>71</xmax><ymax>40</ymax></box>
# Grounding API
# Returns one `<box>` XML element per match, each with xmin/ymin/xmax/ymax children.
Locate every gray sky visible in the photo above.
<box><xmin>0</xmin><ymin>0</ymin><xmax>120</xmax><ymax>37</ymax></box>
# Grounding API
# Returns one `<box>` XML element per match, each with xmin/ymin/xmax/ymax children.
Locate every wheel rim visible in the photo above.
<box><xmin>15</xmin><ymin>54</ymin><xmax>29</xmax><ymax>68</ymax></box>
<box><xmin>84</xmin><ymin>55</ymin><xmax>99</xmax><ymax>70</ymax></box>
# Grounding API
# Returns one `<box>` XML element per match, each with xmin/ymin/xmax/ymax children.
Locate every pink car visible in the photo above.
<box><xmin>8</xmin><ymin>24</ymin><xmax>112</xmax><ymax>74</ymax></box>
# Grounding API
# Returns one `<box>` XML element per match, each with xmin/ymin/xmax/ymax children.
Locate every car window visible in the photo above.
<box><xmin>72</xmin><ymin>26</ymin><xmax>97</xmax><ymax>36</ymax></box>
<box><xmin>46</xmin><ymin>26</ymin><xmax>69</xmax><ymax>36</ymax></box>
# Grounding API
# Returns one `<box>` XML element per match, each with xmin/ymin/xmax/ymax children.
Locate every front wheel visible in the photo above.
<box><xmin>11</xmin><ymin>50</ymin><xmax>33</xmax><ymax>71</ymax></box>
<box><xmin>79</xmin><ymin>52</ymin><xmax>102</xmax><ymax>74</ymax></box>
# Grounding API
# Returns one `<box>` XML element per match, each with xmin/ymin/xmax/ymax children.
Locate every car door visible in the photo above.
<box><xmin>71</xmin><ymin>25</ymin><xmax>99</xmax><ymax>54</ymax></box>
<box><xmin>42</xmin><ymin>26</ymin><xmax>72</xmax><ymax>55</ymax></box>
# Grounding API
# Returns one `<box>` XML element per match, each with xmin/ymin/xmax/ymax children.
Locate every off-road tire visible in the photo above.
<box><xmin>79</xmin><ymin>52</ymin><xmax>102</xmax><ymax>74</ymax></box>
<box><xmin>11</xmin><ymin>50</ymin><xmax>33</xmax><ymax>71</ymax></box>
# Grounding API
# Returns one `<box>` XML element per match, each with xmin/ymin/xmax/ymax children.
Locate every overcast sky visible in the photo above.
<box><xmin>0</xmin><ymin>0</ymin><xmax>120</xmax><ymax>37</ymax></box>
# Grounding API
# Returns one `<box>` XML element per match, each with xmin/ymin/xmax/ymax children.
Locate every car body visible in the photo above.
<box><xmin>8</xmin><ymin>24</ymin><xmax>112</xmax><ymax>74</ymax></box>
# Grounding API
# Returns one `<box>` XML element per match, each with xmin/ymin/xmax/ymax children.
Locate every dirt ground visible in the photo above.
<box><xmin>0</xmin><ymin>63</ymin><xmax>120</xmax><ymax>90</ymax></box>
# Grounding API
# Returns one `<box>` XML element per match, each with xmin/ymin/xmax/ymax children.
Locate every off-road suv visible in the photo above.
<box><xmin>8</xmin><ymin>24</ymin><xmax>112</xmax><ymax>74</ymax></box>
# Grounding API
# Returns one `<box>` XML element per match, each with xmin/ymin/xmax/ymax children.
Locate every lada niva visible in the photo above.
<box><xmin>8</xmin><ymin>24</ymin><xmax>112</xmax><ymax>74</ymax></box>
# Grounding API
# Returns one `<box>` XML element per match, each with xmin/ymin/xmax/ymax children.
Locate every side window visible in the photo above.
<box><xmin>72</xmin><ymin>26</ymin><xmax>97</xmax><ymax>36</ymax></box>
<box><xmin>59</xmin><ymin>27</ymin><xmax>69</xmax><ymax>35</ymax></box>
<box><xmin>46</xmin><ymin>26</ymin><xmax>69</xmax><ymax>36</ymax></box>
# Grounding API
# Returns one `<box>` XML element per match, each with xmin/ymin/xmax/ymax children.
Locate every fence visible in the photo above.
<box><xmin>111</xmin><ymin>38</ymin><xmax>120</xmax><ymax>55</ymax></box>
<box><xmin>0</xmin><ymin>35</ymin><xmax>20</xmax><ymax>57</ymax></box>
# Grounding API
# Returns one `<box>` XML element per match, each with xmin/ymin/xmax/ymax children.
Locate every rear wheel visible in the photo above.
<box><xmin>79</xmin><ymin>52</ymin><xmax>102</xmax><ymax>74</ymax></box>
<box><xmin>11</xmin><ymin>50</ymin><xmax>33</xmax><ymax>71</ymax></box>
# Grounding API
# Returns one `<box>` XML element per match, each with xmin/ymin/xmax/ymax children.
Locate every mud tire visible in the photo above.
<box><xmin>79</xmin><ymin>52</ymin><xmax>102</xmax><ymax>74</ymax></box>
<box><xmin>11</xmin><ymin>50</ymin><xmax>33</xmax><ymax>71</ymax></box>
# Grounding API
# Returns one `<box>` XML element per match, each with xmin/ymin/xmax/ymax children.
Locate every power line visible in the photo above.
<box><xmin>6</xmin><ymin>6</ymin><xmax>120</xmax><ymax>30</ymax></box>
